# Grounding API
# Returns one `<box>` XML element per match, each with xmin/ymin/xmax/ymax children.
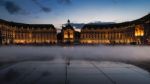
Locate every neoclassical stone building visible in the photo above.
<box><xmin>61</xmin><ymin>20</ymin><xmax>75</xmax><ymax>44</ymax></box>
<box><xmin>80</xmin><ymin>14</ymin><xmax>150</xmax><ymax>45</ymax></box>
<box><xmin>57</xmin><ymin>20</ymin><xmax>80</xmax><ymax>44</ymax></box>
<box><xmin>0</xmin><ymin>14</ymin><xmax>150</xmax><ymax>45</ymax></box>
<box><xmin>0</xmin><ymin>20</ymin><xmax>57</xmax><ymax>45</ymax></box>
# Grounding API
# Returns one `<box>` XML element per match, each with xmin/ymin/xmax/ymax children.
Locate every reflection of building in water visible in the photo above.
<box><xmin>0</xmin><ymin>14</ymin><xmax>150</xmax><ymax>45</ymax></box>
<box><xmin>80</xmin><ymin>14</ymin><xmax>150</xmax><ymax>45</ymax></box>
<box><xmin>0</xmin><ymin>20</ymin><xmax>57</xmax><ymax>45</ymax></box>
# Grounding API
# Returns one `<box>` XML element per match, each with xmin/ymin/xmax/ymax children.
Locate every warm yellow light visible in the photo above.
<box><xmin>70</xmin><ymin>35</ymin><xmax>73</xmax><ymax>38</ymax></box>
<box><xmin>29</xmin><ymin>33</ymin><xmax>32</xmax><ymax>38</ymax></box>
<box><xmin>135</xmin><ymin>25</ymin><xmax>144</xmax><ymax>37</ymax></box>
<box><xmin>64</xmin><ymin>35</ymin><xmax>68</xmax><ymax>38</ymax></box>
<box><xmin>135</xmin><ymin>31</ymin><xmax>144</xmax><ymax>36</ymax></box>
<box><xmin>45</xmin><ymin>40</ymin><xmax>50</xmax><ymax>43</ymax></box>
<box><xmin>14</xmin><ymin>40</ymin><xmax>25</xmax><ymax>43</ymax></box>
<box><xmin>87</xmin><ymin>40</ymin><xmax>92</xmax><ymax>44</ymax></box>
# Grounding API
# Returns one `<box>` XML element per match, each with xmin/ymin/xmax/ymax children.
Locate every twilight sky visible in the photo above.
<box><xmin>0</xmin><ymin>0</ymin><xmax>150</xmax><ymax>28</ymax></box>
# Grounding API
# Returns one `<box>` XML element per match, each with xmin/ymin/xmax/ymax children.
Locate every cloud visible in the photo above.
<box><xmin>0</xmin><ymin>0</ymin><xmax>71</xmax><ymax>15</ymax></box>
<box><xmin>0</xmin><ymin>0</ymin><xmax>5</xmax><ymax>5</ymax></box>
<box><xmin>32</xmin><ymin>0</ymin><xmax>51</xmax><ymax>13</ymax></box>
<box><xmin>31</xmin><ymin>0</ymin><xmax>72</xmax><ymax>13</ymax></box>
<box><xmin>0</xmin><ymin>0</ymin><xmax>29</xmax><ymax>15</ymax></box>
<box><xmin>41</xmin><ymin>7</ymin><xmax>51</xmax><ymax>13</ymax></box>
<box><xmin>57</xmin><ymin>0</ymin><xmax>71</xmax><ymax>4</ymax></box>
<box><xmin>4</xmin><ymin>1</ymin><xmax>28</xmax><ymax>15</ymax></box>
<box><xmin>111</xmin><ymin>0</ymin><xmax>118</xmax><ymax>4</ymax></box>
<box><xmin>0</xmin><ymin>0</ymin><xmax>51</xmax><ymax>15</ymax></box>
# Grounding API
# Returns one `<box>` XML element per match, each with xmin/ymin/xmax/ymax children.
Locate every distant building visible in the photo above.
<box><xmin>0</xmin><ymin>14</ymin><xmax>150</xmax><ymax>45</ymax></box>
<box><xmin>80</xmin><ymin>14</ymin><xmax>150</xmax><ymax>45</ymax></box>
<box><xmin>57</xmin><ymin>20</ymin><xmax>80</xmax><ymax>44</ymax></box>
<box><xmin>0</xmin><ymin>20</ymin><xmax>57</xmax><ymax>45</ymax></box>
<box><xmin>61</xmin><ymin>20</ymin><xmax>75</xmax><ymax>44</ymax></box>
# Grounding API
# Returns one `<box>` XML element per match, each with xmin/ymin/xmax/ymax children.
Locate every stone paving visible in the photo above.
<box><xmin>0</xmin><ymin>58</ymin><xmax>150</xmax><ymax>84</ymax></box>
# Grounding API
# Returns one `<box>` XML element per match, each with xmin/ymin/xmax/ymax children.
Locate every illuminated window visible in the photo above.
<box><xmin>70</xmin><ymin>35</ymin><xmax>73</xmax><ymax>38</ymax></box>
<box><xmin>69</xmin><ymin>31</ymin><xmax>74</xmax><ymax>38</ymax></box>
<box><xmin>64</xmin><ymin>32</ymin><xmax>68</xmax><ymax>38</ymax></box>
<box><xmin>135</xmin><ymin>25</ymin><xmax>144</xmax><ymax>36</ymax></box>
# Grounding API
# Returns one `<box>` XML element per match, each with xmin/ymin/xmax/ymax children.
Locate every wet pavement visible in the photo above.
<box><xmin>0</xmin><ymin>58</ymin><xmax>150</xmax><ymax>84</ymax></box>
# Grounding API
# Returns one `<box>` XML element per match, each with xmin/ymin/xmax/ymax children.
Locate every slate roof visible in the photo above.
<box><xmin>82</xmin><ymin>13</ymin><xmax>150</xmax><ymax>29</ymax></box>
<box><xmin>0</xmin><ymin>19</ymin><xmax>55</xmax><ymax>29</ymax></box>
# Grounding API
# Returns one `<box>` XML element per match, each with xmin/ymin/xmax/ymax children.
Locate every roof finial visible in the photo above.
<box><xmin>67</xmin><ymin>19</ymin><xmax>70</xmax><ymax>24</ymax></box>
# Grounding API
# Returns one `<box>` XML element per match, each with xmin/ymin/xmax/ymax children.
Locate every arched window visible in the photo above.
<box><xmin>135</xmin><ymin>25</ymin><xmax>144</xmax><ymax>36</ymax></box>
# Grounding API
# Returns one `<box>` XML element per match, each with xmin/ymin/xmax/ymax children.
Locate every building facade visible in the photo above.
<box><xmin>0</xmin><ymin>20</ymin><xmax>57</xmax><ymax>45</ymax></box>
<box><xmin>0</xmin><ymin>14</ymin><xmax>150</xmax><ymax>45</ymax></box>
<box><xmin>80</xmin><ymin>14</ymin><xmax>150</xmax><ymax>45</ymax></box>
<box><xmin>57</xmin><ymin>20</ymin><xmax>80</xmax><ymax>44</ymax></box>
<box><xmin>61</xmin><ymin>20</ymin><xmax>75</xmax><ymax>44</ymax></box>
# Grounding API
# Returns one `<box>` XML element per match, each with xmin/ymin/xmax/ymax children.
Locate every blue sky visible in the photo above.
<box><xmin>0</xmin><ymin>0</ymin><xmax>150</xmax><ymax>28</ymax></box>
